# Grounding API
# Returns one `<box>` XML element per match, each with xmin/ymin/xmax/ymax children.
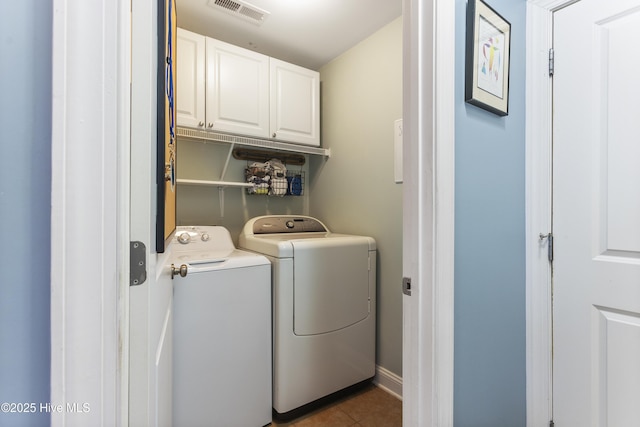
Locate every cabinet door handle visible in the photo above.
<box><xmin>198</xmin><ymin>121</ymin><xmax>204</xmax><ymax>127</ymax></box>
<box><xmin>272</xmin><ymin>132</ymin><xmax>277</xmax><ymax>138</ymax></box>
<box><xmin>208</xmin><ymin>123</ymin><xmax>213</xmax><ymax>128</ymax></box>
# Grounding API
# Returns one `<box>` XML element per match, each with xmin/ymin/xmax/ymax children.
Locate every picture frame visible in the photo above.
<box><xmin>465</xmin><ymin>0</ymin><xmax>511</xmax><ymax>116</ymax></box>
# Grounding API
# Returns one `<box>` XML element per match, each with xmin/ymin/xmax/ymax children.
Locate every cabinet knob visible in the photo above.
<box><xmin>272</xmin><ymin>132</ymin><xmax>277</xmax><ymax>138</ymax></box>
<box><xmin>208</xmin><ymin>123</ymin><xmax>213</xmax><ymax>128</ymax></box>
<box><xmin>198</xmin><ymin>121</ymin><xmax>204</xmax><ymax>127</ymax></box>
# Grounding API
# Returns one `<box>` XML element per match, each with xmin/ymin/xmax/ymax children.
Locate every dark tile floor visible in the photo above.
<box><xmin>271</xmin><ymin>385</ymin><xmax>402</xmax><ymax>427</ymax></box>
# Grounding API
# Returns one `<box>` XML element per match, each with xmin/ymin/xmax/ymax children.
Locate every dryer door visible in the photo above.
<box><xmin>292</xmin><ymin>237</ymin><xmax>371</xmax><ymax>336</ymax></box>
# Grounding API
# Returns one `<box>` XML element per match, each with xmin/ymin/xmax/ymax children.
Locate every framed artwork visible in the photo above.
<box><xmin>156</xmin><ymin>0</ymin><xmax>177</xmax><ymax>252</ymax></box>
<box><xmin>465</xmin><ymin>0</ymin><xmax>511</xmax><ymax>116</ymax></box>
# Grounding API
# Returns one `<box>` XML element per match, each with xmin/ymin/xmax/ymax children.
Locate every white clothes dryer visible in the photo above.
<box><xmin>238</xmin><ymin>216</ymin><xmax>376</xmax><ymax>420</ymax></box>
<box><xmin>171</xmin><ymin>226</ymin><xmax>272</xmax><ymax>427</ymax></box>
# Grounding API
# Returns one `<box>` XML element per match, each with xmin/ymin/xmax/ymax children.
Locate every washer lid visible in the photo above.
<box><xmin>239</xmin><ymin>233</ymin><xmax>375</xmax><ymax>258</ymax></box>
<box><xmin>173</xmin><ymin>249</ymin><xmax>269</xmax><ymax>272</ymax></box>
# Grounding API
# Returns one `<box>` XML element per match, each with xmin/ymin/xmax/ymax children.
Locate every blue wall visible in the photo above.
<box><xmin>0</xmin><ymin>2</ymin><xmax>52</xmax><ymax>426</ymax></box>
<box><xmin>454</xmin><ymin>0</ymin><xmax>526</xmax><ymax>426</ymax></box>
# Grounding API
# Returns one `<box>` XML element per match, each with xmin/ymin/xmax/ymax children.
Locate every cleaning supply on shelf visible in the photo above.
<box><xmin>245</xmin><ymin>161</ymin><xmax>271</xmax><ymax>194</ymax></box>
<box><xmin>287</xmin><ymin>174</ymin><xmax>303</xmax><ymax>196</ymax></box>
<box><xmin>244</xmin><ymin>158</ymin><xmax>303</xmax><ymax>197</ymax></box>
<box><xmin>268</xmin><ymin>159</ymin><xmax>287</xmax><ymax>196</ymax></box>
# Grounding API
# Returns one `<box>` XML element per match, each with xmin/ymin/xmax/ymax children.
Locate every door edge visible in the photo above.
<box><xmin>525</xmin><ymin>1</ymin><xmax>575</xmax><ymax>426</ymax></box>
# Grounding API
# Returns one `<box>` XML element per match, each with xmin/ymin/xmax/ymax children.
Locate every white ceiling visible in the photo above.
<box><xmin>176</xmin><ymin>0</ymin><xmax>402</xmax><ymax>70</ymax></box>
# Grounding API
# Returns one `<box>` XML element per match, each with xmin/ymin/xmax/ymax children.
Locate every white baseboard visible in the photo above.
<box><xmin>373</xmin><ymin>365</ymin><xmax>403</xmax><ymax>400</ymax></box>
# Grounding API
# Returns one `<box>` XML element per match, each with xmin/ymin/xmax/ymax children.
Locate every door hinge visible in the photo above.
<box><xmin>549</xmin><ymin>420</ymin><xmax>555</xmax><ymax>427</ymax></box>
<box><xmin>402</xmin><ymin>277</ymin><xmax>412</xmax><ymax>296</ymax></box>
<box><xmin>130</xmin><ymin>241</ymin><xmax>147</xmax><ymax>286</ymax></box>
<box><xmin>549</xmin><ymin>48</ymin><xmax>555</xmax><ymax>76</ymax></box>
<box><xmin>539</xmin><ymin>232</ymin><xmax>554</xmax><ymax>263</ymax></box>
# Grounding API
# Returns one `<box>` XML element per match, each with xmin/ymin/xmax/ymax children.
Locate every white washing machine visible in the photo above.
<box><xmin>171</xmin><ymin>226</ymin><xmax>272</xmax><ymax>427</ymax></box>
<box><xmin>238</xmin><ymin>215</ymin><xmax>376</xmax><ymax>420</ymax></box>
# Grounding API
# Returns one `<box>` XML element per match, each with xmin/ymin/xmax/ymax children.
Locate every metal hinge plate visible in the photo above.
<box><xmin>130</xmin><ymin>241</ymin><xmax>147</xmax><ymax>286</ymax></box>
<box><xmin>549</xmin><ymin>48</ymin><xmax>555</xmax><ymax>76</ymax></box>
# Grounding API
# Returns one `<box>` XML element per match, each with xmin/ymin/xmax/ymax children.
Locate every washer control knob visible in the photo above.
<box><xmin>285</xmin><ymin>220</ymin><xmax>295</xmax><ymax>229</ymax></box>
<box><xmin>177</xmin><ymin>232</ymin><xmax>191</xmax><ymax>244</ymax></box>
<box><xmin>201</xmin><ymin>232</ymin><xmax>210</xmax><ymax>242</ymax></box>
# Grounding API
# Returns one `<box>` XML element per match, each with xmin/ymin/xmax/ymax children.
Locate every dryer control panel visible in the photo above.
<box><xmin>253</xmin><ymin>216</ymin><xmax>327</xmax><ymax>234</ymax></box>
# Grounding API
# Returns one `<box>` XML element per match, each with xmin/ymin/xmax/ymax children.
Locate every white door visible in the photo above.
<box><xmin>128</xmin><ymin>0</ymin><xmax>174</xmax><ymax>425</ymax></box>
<box><xmin>553</xmin><ymin>0</ymin><xmax>640</xmax><ymax>424</ymax></box>
<box><xmin>129</xmin><ymin>258</ymin><xmax>173</xmax><ymax>427</ymax></box>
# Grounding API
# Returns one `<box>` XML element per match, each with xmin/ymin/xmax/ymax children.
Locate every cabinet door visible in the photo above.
<box><xmin>270</xmin><ymin>58</ymin><xmax>320</xmax><ymax>146</ymax></box>
<box><xmin>176</xmin><ymin>28</ymin><xmax>205</xmax><ymax>128</ymax></box>
<box><xmin>206</xmin><ymin>38</ymin><xmax>270</xmax><ymax>137</ymax></box>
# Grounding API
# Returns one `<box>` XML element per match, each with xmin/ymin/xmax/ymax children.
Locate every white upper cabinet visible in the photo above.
<box><xmin>177</xmin><ymin>28</ymin><xmax>320</xmax><ymax>147</ymax></box>
<box><xmin>206</xmin><ymin>38</ymin><xmax>270</xmax><ymax>138</ymax></box>
<box><xmin>270</xmin><ymin>58</ymin><xmax>320</xmax><ymax>147</ymax></box>
<box><xmin>177</xmin><ymin>28</ymin><xmax>268</xmax><ymax>135</ymax></box>
<box><xmin>176</xmin><ymin>28</ymin><xmax>205</xmax><ymax>128</ymax></box>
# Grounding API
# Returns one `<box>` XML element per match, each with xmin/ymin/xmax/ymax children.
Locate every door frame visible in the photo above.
<box><xmin>50</xmin><ymin>0</ymin><xmax>131</xmax><ymax>425</ymax></box>
<box><xmin>402</xmin><ymin>0</ymin><xmax>455</xmax><ymax>425</ymax></box>
<box><xmin>50</xmin><ymin>0</ymin><xmax>455</xmax><ymax>425</ymax></box>
<box><xmin>525</xmin><ymin>0</ymin><xmax>574</xmax><ymax>425</ymax></box>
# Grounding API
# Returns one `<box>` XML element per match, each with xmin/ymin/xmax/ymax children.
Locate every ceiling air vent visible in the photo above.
<box><xmin>208</xmin><ymin>0</ymin><xmax>270</xmax><ymax>26</ymax></box>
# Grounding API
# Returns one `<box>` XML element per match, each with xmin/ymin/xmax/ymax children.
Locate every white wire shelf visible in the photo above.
<box><xmin>176</xmin><ymin>179</ymin><xmax>254</xmax><ymax>188</ymax></box>
<box><xmin>176</xmin><ymin>127</ymin><xmax>331</xmax><ymax>158</ymax></box>
<box><xmin>176</xmin><ymin>178</ymin><xmax>254</xmax><ymax>217</ymax></box>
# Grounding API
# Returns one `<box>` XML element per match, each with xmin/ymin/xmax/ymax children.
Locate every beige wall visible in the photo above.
<box><xmin>176</xmin><ymin>140</ymin><xmax>310</xmax><ymax>243</ymax></box>
<box><xmin>176</xmin><ymin>16</ymin><xmax>403</xmax><ymax>377</ymax></box>
<box><xmin>311</xmin><ymin>17</ymin><xmax>403</xmax><ymax>376</ymax></box>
